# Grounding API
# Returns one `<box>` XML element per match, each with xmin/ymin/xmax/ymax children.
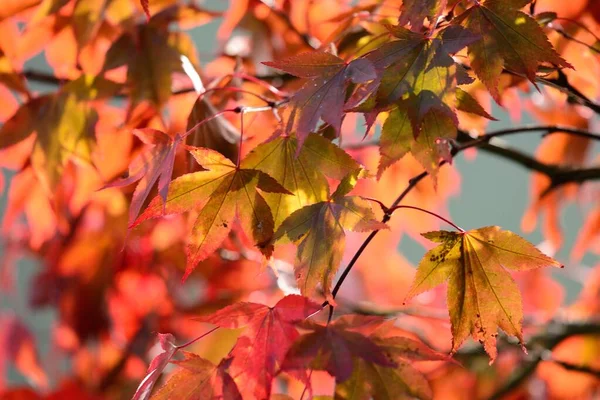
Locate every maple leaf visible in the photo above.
<box><xmin>263</xmin><ymin>52</ymin><xmax>376</xmax><ymax>148</ymax></box>
<box><xmin>454</xmin><ymin>0</ymin><xmax>572</xmax><ymax>102</ymax></box>
<box><xmin>134</xmin><ymin>147</ymin><xmax>290</xmax><ymax>279</ymax></box>
<box><xmin>195</xmin><ymin>295</ymin><xmax>321</xmax><ymax>399</ymax></box>
<box><xmin>404</xmin><ymin>226</ymin><xmax>563</xmax><ymax>361</ymax></box>
<box><xmin>281</xmin><ymin>318</ymin><xmax>396</xmax><ymax>383</ymax></box>
<box><xmin>185</xmin><ymin>93</ymin><xmax>240</xmax><ymax>166</ymax></box>
<box><xmin>379</xmin><ymin>106</ymin><xmax>456</xmax><ymax>182</ymax></box>
<box><xmin>243</xmin><ymin>133</ymin><xmax>361</xmax><ymax>227</ymax></box>
<box><xmin>132</xmin><ymin>333</ymin><xmax>178</xmax><ymax>400</ymax></box>
<box><xmin>398</xmin><ymin>0</ymin><xmax>448</xmax><ymax>32</ymax></box>
<box><xmin>104</xmin><ymin>128</ymin><xmax>183</xmax><ymax>225</ymax></box>
<box><xmin>455</xmin><ymin>87</ymin><xmax>497</xmax><ymax>120</ymax></box>
<box><xmin>337</xmin><ymin>336</ymin><xmax>449</xmax><ymax>400</ymax></box>
<box><xmin>273</xmin><ymin>171</ymin><xmax>387</xmax><ymax>300</ymax></box>
<box><xmin>102</xmin><ymin>24</ymin><xmax>197</xmax><ymax>110</ymax></box>
<box><xmin>150</xmin><ymin>353</ymin><xmax>241</xmax><ymax>400</ymax></box>
<box><xmin>355</xmin><ymin>25</ymin><xmax>478</xmax><ymax>137</ymax></box>
<box><xmin>0</xmin><ymin>75</ymin><xmax>116</xmax><ymax>189</ymax></box>
<box><xmin>71</xmin><ymin>0</ymin><xmax>108</xmax><ymax>49</ymax></box>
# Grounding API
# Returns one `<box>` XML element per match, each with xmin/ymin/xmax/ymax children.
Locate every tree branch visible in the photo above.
<box><xmin>552</xmin><ymin>359</ymin><xmax>600</xmax><ymax>378</ymax></box>
<box><xmin>488</xmin><ymin>319</ymin><xmax>600</xmax><ymax>400</ymax></box>
<box><xmin>328</xmin><ymin>127</ymin><xmax>600</xmax><ymax>307</ymax></box>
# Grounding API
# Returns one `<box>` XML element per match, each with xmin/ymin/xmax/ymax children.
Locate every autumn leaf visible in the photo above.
<box><xmin>0</xmin><ymin>76</ymin><xmax>106</xmax><ymax>189</ymax></box>
<box><xmin>71</xmin><ymin>0</ymin><xmax>107</xmax><ymax>49</ymax></box>
<box><xmin>404</xmin><ymin>226</ymin><xmax>563</xmax><ymax>361</ymax></box>
<box><xmin>243</xmin><ymin>133</ymin><xmax>361</xmax><ymax>227</ymax></box>
<box><xmin>195</xmin><ymin>295</ymin><xmax>321</xmax><ymax>399</ymax></box>
<box><xmin>263</xmin><ymin>52</ymin><xmax>376</xmax><ymax>148</ymax></box>
<box><xmin>455</xmin><ymin>87</ymin><xmax>497</xmax><ymax>120</ymax></box>
<box><xmin>358</xmin><ymin>25</ymin><xmax>478</xmax><ymax>133</ymax></box>
<box><xmin>398</xmin><ymin>0</ymin><xmax>447</xmax><ymax>32</ymax></box>
<box><xmin>281</xmin><ymin>318</ymin><xmax>396</xmax><ymax>383</ymax></box>
<box><xmin>104</xmin><ymin>128</ymin><xmax>183</xmax><ymax>225</ymax></box>
<box><xmin>337</xmin><ymin>335</ymin><xmax>449</xmax><ymax>400</ymax></box>
<box><xmin>132</xmin><ymin>333</ymin><xmax>178</xmax><ymax>400</ymax></box>
<box><xmin>379</xmin><ymin>106</ymin><xmax>456</xmax><ymax>182</ymax></box>
<box><xmin>102</xmin><ymin>24</ymin><xmax>197</xmax><ymax>110</ymax></box>
<box><xmin>273</xmin><ymin>171</ymin><xmax>387</xmax><ymax>300</ymax></box>
<box><xmin>454</xmin><ymin>0</ymin><xmax>572</xmax><ymax>102</ymax></box>
<box><xmin>150</xmin><ymin>353</ymin><xmax>241</xmax><ymax>400</ymax></box>
<box><xmin>134</xmin><ymin>147</ymin><xmax>290</xmax><ymax>279</ymax></box>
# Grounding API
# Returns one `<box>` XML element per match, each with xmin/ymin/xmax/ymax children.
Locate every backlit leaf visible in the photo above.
<box><xmin>404</xmin><ymin>226</ymin><xmax>563</xmax><ymax>361</ymax></box>
<box><xmin>134</xmin><ymin>148</ymin><xmax>290</xmax><ymax>279</ymax></box>
<box><xmin>243</xmin><ymin>133</ymin><xmax>360</xmax><ymax>227</ymax></box>
<box><xmin>150</xmin><ymin>353</ymin><xmax>241</xmax><ymax>400</ymax></box>
<box><xmin>455</xmin><ymin>0</ymin><xmax>572</xmax><ymax>102</ymax></box>
<box><xmin>274</xmin><ymin>171</ymin><xmax>387</xmax><ymax>299</ymax></box>
<box><xmin>195</xmin><ymin>295</ymin><xmax>321</xmax><ymax>399</ymax></box>
<box><xmin>104</xmin><ymin>128</ymin><xmax>183</xmax><ymax>225</ymax></box>
<box><xmin>264</xmin><ymin>52</ymin><xmax>376</xmax><ymax>149</ymax></box>
<box><xmin>379</xmin><ymin>106</ymin><xmax>456</xmax><ymax>184</ymax></box>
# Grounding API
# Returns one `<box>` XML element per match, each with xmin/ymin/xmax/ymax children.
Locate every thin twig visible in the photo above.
<box><xmin>327</xmin><ymin>125</ymin><xmax>600</xmax><ymax>306</ymax></box>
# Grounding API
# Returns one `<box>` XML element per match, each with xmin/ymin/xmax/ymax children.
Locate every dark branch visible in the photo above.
<box><xmin>489</xmin><ymin>319</ymin><xmax>600</xmax><ymax>400</ymax></box>
<box><xmin>552</xmin><ymin>359</ymin><xmax>600</xmax><ymax>378</ymax></box>
<box><xmin>328</xmin><ymin>127</ymin><xmax>600</xmax><ymax>307</ymax></box>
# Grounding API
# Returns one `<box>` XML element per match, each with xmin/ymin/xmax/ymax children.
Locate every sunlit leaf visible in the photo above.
<box><xmin>195</xmin><ymin>295</ymin><xmax>321</xmax><ymax>399</ymax></box>
<box><xmin>264</xmin><ymin>52</ymin><xmax>376</xmax><ymax>149</ymax></box>
<box><xmin>455</xmin><ymin>0</ymin><xmax>572</xmax><ymax>102</ymax></box>
<box><xmin>405</xmin><ymin>226</ymin><xmax>563</xmax><ymax>361</ymax></box>
<box><xmin>243</xmin><ymin>133</ymin><xmax>361</xmax><ymax>227</ymax></box>
<box><xmin>274</xmin><ymin>171</ymin><xmax>387</xmax><ymax>300</ymax></box>
<box><xmin>150</xmin><ymin>353</ymin><xmax>241</xmax><ymax>400</ymax></box>
<box><xmin>134</xmin><ymin>148</ymin><xmax>290</xmax><ymax>279</ymax></box>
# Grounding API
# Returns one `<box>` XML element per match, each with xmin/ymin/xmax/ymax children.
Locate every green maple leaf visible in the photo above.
<box><xmin>357</xmin><ymin>25</ymin><xmax>478</xmax><ymax>134</ymax></box>
<box><xmin>134</xmin><ymin>148</ymin><xmax>291</xmax><ymax>280</ymax></box>
<box><xmin>379</xmin><ymin>107</ymin><xmax>456</xmax><ymax>183</ymax></box>
<box><xmin>404</xmin><ymin>226</ymin><xmax>563</xmax><ymax>361</ymax></box>
<box><xmin>274</xmin><ymin>171</ymin><xmax>387</xmax><ymax>299</ymax></box>
<box><xmin>243</xmin><ymin>133</ymin><xmax>361</xmax><ymax>228</ymax></box>
<box><xmin>454</xmin><ymin>0</ymin><xmax>572</xmax><ymax>102</ymax></box>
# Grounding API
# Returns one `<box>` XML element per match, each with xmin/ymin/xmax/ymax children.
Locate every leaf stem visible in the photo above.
<box><xmin>182</xmin><ymin>108</ymin><xmax>239</xmax><ymax>140</ymax></box>
<box><xmin>237</xmin><ymin>110</ymin><xmax>245</xmax><ymax>167</ymax></box>
<box><xmin>175</xmin><ymin>326</ymin><xmax>219</xmax><ymax>350</ymax></box>
<box><xmin>386</xmin><ymin>205</ymin><xmax>464</xmax><ymax>232</ymax></box>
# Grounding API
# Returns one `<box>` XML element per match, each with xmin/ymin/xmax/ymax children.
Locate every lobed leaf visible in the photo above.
<box><xmin>195</xmin><ymin>295</ymin><xmax>321</xmax><ymax>399</ymax></box>
<box><xmin>455</xmin><ymin>0</ymin><xmax>572</xmax><ymax>102</ymax></box>
<box><xmin>243</xmin><ymin>133</ymin><xmax>360</xmax><ymax>227</ymax></box>
<box><xmin>264</xmin><ymin>52</ymin><xmax>376</xmax><ymax>149</ymax></box>
<box><xmin>405</xmin><ymin>226</ymin><xmax>563</xmax><ymax>361</ymax></box>
<box><xmin>274</xmin><ymin>173</ymin><xmax>387</xmax><ymax>300</ymax></box>
<box><xmin>134</xmin><ymin>148</ymin><xmax>290</xmax><ymax>279</ymax></box>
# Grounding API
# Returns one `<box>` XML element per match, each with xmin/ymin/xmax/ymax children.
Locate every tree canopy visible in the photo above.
<box><xmin>0</xmin><ymin>0</ymin><xmax>599</xmax><ymax>399</ymax></box>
